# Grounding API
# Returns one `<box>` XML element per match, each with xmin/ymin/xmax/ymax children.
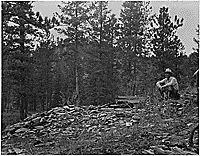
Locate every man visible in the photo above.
<box><xmin>156</xmin><ymin>68</ymin><xmax>180</xmax><ymax>100</ymax></box>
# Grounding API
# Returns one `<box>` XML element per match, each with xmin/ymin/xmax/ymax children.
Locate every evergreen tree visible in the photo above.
<box><xmin>56</xmin><ymin>1</ymin><xmax>90</xmax><ymax>105</ymax></box>
<box><xmin>180</xmin><ymin>25</ymin><xmax>199</xmax><ymax>88</ymax></box>
<box><xmin>117</xmin><ymin>1</ymin><xmax>152</xmax><ymax>95</ymax></box>
<box><xmin>33</xmin><ymin>40</ymin><xmax>56</xmax><ymax>110</ymax></box>
<box><xmin>193</xmin><ymin>25</ymin><xmax>199</xmax><ymax>54</ymax></box>
<box><xmin>151</xmin><ymin>6</ymin><xmax>185</xmax><ymax>81</ymax></box>
<box><xmin>80</xmin><ymin>1</ymin><xmax>119</xmax><ymax>105</ymax></box>
<box><xmin>87</xmin><ymin>1</ymin><xmax>112</xmax><ymax>47</ymax></box>
<box><xmin>2</xmin><ymin>2</ymin><xmax>37</xmax><ymax>119</ymax></box>
<box><xmin>2</xmin><ymin>2</ymin><xmax>55</xmax><ymax>119</ymax></box>
<box><xmin>189</xmin><ymin>24</ymin><xmax>199</xmax><ymax>74</ymax></box>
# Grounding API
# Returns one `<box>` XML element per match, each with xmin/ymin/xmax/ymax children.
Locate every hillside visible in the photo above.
<box><xmin>1</xmin><ymin>89</ymin><xmax>199</xmax><ymax>155</ymax></box>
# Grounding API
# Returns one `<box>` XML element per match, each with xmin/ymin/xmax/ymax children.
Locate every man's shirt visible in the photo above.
<box><xmin>156</xmin><ymin>76</ymin><xmax>179</xmax><ymax>90</ymax></box>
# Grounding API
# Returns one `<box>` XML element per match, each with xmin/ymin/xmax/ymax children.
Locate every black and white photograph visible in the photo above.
<box><xmin>1</xmin><ymin>0</ymin><xmax>199</xmax><ymax>155</ymax></box>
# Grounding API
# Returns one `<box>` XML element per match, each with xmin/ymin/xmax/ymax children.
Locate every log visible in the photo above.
<box><xmin>115</xmin><ymin>96</ymin><xmax>145</xmax><ymax>104</ymax></box>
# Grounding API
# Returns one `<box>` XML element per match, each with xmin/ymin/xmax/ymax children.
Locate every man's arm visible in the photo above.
<box><xmin>156</xmin><ymin>78</ymin><xmax>166</xmax><ymax>89</ymax></box>
<box><xmin>162</xmin><ymin>78</ymin><xmax>174</xmax><ymax>88</ymax></box>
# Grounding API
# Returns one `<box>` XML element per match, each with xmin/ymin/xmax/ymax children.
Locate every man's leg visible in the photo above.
<box><xmin>158</xmin><ymin>88</ymin><xmax>164</xmax><ymax>99</ymax></box>
<box><xmin>169</xmin><ymin>86</ymin><xmax>180</xmax><ymax>100</ymax></box>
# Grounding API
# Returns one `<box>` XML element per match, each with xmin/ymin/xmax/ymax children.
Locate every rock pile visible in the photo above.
<box><xmin>1</xmin><ymin>93</ymin><xmax>198</xmax><ymax>155</ymax></box>
<box><xmin>1</xmin><ymin>102</ymin><xmax>143</xmax><ymax>154</ymax></box>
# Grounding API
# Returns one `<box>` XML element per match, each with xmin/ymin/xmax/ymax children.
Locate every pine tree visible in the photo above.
<box><xmin>151</xmin><ymin>6</ymin><xmax>185</xmax><ymax>81</ymax></box>
<box><xmin>80</xmin><ymin>2</ymin><xmax>119</xmax><ymax>105</ymax></box>
<box><xmin>33</xmin><ymin>40</ymin><xmax>57</xmax><ymax>110</ymax></box>
<box><xmin>2</xmin><ymin>2</ymin><xmax>55</xmax><ymax>119</ymax></box>
<box><xmin>87</xmin><ymin>2</ymin><xmax>112</xmax><ymax>47</ymax></box>
<box><xmin>180</xmin><ymin>25</ymin><xmax>199</xmax><ymax>88</ymax></box>
<box><xmin>56</xmin><ymin>1</ymin><xmax>90</xmax><ymax>105</ymax></box>
<box><xmin>193</xmin><ymin>25</ymin><xmax>199</xmax><ymax>54</ymax></box>
<box><xmin>117</xmin><ymin>1</ymin><xmax>152</xmax><ymax>95</ymax></box>
<box><xmin>2</xmin><ymin>2</ymin><xmax>36</xmax><ymax>119</ymax></box>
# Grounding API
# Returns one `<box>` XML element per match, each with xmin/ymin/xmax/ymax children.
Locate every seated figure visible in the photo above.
<box><xmin>156</xmin><ymin>68</ymin><xmax>180</xmax><ymax>100</ymax></box>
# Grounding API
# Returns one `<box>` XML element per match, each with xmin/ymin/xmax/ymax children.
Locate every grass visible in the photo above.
<box><xmin>2</xmin><ymin>110</ymin><xmax>39</xmax><ymax>128</ymax></box>
<box><xmin>2</xmin><ymin>110</ymin><xmax>21</xmax><ymax>127</ymax></box>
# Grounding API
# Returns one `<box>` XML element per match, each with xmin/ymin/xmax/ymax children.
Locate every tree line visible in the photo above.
<box><xmin>2</xmin><ymin>1</ymin><xmax>199</xmax><ymax>120</ymax></box>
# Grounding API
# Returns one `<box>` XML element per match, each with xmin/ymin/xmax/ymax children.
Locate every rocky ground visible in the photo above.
<box><xmin>1</xmin><ymin>90</ymin><xmax>199</xmax><ymax>155</ymax></box>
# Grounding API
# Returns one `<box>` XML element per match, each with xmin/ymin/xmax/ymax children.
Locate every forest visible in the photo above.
<box><xmin>1</xmin><ymin>1</ymin><xmax>199</xmax><ymax>155</ymax></box>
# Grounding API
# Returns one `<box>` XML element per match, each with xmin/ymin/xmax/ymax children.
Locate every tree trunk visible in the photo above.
<box><xmin>99</xmin><ymin>1</ymin><xmax>103</xmax><ymax>50</ymax></box>
<box><xmin>19</xmin><ymin>18</ymin><xmax>26</xmax><ymax>120</ymax></box>
<box><xmin>74</xmin><ymin>4</ymin><xmax>80</xmax><ymax>105</ymax></box>
<box><xmin>132</xmin><ymin>33</ymin><xmax>137</xmax><ymax>96</ymax></box>
<box><xmin>20</xmin><ymin>93</ymin><xmax>25</xmax><ymax>120</ymax></box>
<box><xmin>33</xmin><ymin>93</ymin><xmax>37</xmax><ymax>111</ymax></box>
<box><xmin>42</xmin><ymin>95</ymin><xmax>45</xmax><ymax>111</ymax></box>
<box><xmin>45</xmin><ymin>90</ymin><xmax>48</xmax><ymax>110</ymax></box>
<box><xmin>133</xmin><ymin>61</ymin><xmax>137</xmax><ymax>96</ymax></box>
<box><xmin>75</xmin><ymin>68</ymin><xmax>79</xmax><ymax>105</ymax></box>
<box><xmin>2</xmin><ymin>91</ymin><xmax>7</xmax><ymax>112</ymax></box>
<box><xmin>46</xmin><ymin>53</ymin><xmax>50</xmax><ymax>110</ymax></box>
<box><xmin>48</xmin><ymin>89</ymin><xmax>53</xmax><ymax>109</ymax></box>
<box><xmin>24</xmin><ymin>94</ymin><xmax>27</xmax><ymax>119</ymax></box>
<box><xmin>16</xmin><ymin>94</ymin><xmax>21</xmax><ymax>110</ymax></box>
<box><xmin>1</xmin><ymin>93</ymin><xmax>5</xmax><ymax>130</ymax></box>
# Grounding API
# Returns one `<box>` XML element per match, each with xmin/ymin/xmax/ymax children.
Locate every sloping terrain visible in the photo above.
<box><xmin>1</xmin><ymin>90</ymin><xmax>199</xmax><ymax>155</ymax></box>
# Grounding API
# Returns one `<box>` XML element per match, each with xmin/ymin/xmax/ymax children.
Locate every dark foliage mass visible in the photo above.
<box><xmin>1</xmin><ymin>1</ymin><xmax>199</xmax><ymax>155</ymax></box>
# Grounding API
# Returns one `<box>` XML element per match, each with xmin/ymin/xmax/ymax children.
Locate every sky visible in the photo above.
<box><xmin>32</xmin><ymin>1</ymin><xmax>199</xmax><ymax>55</ymax></box>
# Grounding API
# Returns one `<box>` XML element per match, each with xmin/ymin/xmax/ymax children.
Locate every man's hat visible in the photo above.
<box><xmin>165</xmin><ymin>68</ymin><xmax>173</xmax><ymax>74</ymax></box>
